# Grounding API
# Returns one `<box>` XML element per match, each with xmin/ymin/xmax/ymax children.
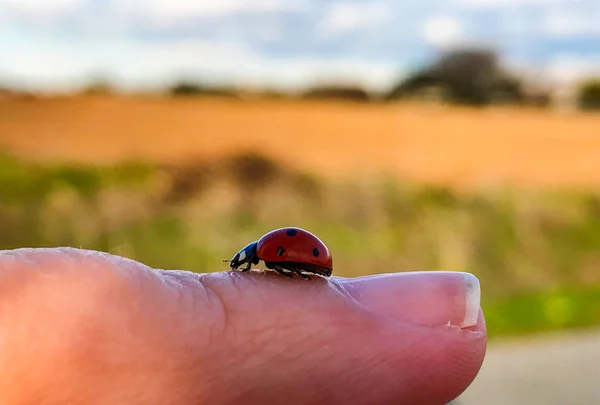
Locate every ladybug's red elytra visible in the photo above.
<box><xmin>225</xmin><ymin>227</ymin><xmax>333</xmax><ymax>279</ymax></box>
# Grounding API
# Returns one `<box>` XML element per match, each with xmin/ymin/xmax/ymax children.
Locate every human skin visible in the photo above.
<box><xmin>0</xmin><ymin>247</ymin><xmax>486</xmax><ymax>405</ymax></box>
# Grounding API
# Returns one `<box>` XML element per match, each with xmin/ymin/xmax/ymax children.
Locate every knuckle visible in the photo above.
<box><xmin>195</xmin><ymin>272</ymin><xmax>280</xmax><ymax>348</ymax></box>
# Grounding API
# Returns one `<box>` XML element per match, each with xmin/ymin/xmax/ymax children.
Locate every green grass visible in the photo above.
<box><xmin>485</xmin><ymin>286</ymin><xmax>600</xmax><ymax>338</ymax></box>
<box><xmin>1</xmin><ymin>150</ymin><xmax>599</xmax><ymax>338</ymax></box>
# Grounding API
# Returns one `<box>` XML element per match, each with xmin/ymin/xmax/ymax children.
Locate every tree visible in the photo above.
<box><xmin>301</xmin><ymin>84</ymin><xmax>371</xmax><ymax>103</ymax></box>
<box><xmin>169</xmin><ymin>80</ymin><xmax>239</xmax><ymax>98</ymax></box>
<box><xmin>387</xmin><ymin>47</ymin><xmax>525</xmax><ymax>106</ymax></box>
<box><xmin>576</xmin><ymin>78</ymin><xmax>600</xmax><ymax>111</ymax></box>
<box><xmin>170</xmin><ymin>81</ymin><xmax>202</xmax><ymax>96</ymax></box>
<box><xmin>81</xmin><ymin>72</ymin><xmax>116</xmax><ymax>96</ymax></box>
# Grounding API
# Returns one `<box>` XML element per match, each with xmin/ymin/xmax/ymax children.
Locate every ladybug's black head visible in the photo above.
<box><xmin>228</xmin><ymin>241</ymin><xmax>258</xmax><ymax>270</ymax></box>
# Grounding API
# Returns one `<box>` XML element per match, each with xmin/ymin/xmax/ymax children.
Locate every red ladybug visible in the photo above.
<box><xmin>225</xmin><ymin>227</ymin><xmax>333</xmax><ymax>279</ymax></box>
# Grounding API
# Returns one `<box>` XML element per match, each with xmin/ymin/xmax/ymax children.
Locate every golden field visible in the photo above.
<box><xmin>1</xmin><ymin>95</ymin><xmax>600</xmax><ymax>190</ymax></box>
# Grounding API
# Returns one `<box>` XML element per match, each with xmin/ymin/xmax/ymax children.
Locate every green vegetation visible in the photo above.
<box><xmin>485</xmin><ymin>286</ymin><xmax>600</xmax><ymax>337</ymax></box>
<box><xmin>1</xmin><ymin>151</ymin><xmax>599</xmax><ymax>339</ymax></box>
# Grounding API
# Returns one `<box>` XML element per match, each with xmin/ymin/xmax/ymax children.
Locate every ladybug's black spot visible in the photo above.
<box><xmin>313</xmin><ymin>248</ymin><xmax>320</xmax><ymax>257</ymax></box>
<box><xmin>277</xmin><ymin>246</ymin><xmax>285</xmax><ymax>256</ymax></box>
<box><xmin>286</xmin><ymin>229</ymin><xmax>298</xmax><ymax>236</ymax></box>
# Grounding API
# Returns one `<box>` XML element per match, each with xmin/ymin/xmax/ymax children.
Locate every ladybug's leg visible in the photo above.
<box><xmin>275</xmin><ymin>268</ymin><xmax>294</xmax><ymax>279</ymax></box>
<box><xmin>270</xmin><ymin>264</ymin><xmax>294</xmax><ymax>279</ymax></box>
<box><xmin>240</xmin><ymin>260</ymin><xmax>252</xmax><ymax>272</ymax></box>
<box><xmin>241</xmin><ymin>258</ymin><xmax>253</xmax><ymax>272</ymax></box>
<box><xmin>288</xmin><ymin>264</ymin><xmax>311</xmax><ymax>280</ymax></box>
<box><xmin>241</xmin><ymin>251</ymin><xmax>259</xmax><ymax>272</ymax></box>
<box><xmin>296</xmin><ymin>271</ymin><xmax>311</xmax><ymax>280</ymax></box>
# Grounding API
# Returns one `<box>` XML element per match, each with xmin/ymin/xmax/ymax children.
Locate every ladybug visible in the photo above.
<box><xmin>225</xmin><ymin>227</ymin><xmax>333</xmax><ymax>279</ymax></box>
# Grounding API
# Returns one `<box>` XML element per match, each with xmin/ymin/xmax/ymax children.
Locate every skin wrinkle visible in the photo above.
<box><xmin>146</xmin><ymin>271</ymin><xmax>218</xmax><ymax>367</ymax></box>
<box><xmin>327</xmin><ymin>277</ymin><xmax>381</xmax><ymax>322</ymax></box>
<box><xmin>184</xmin><ymin>274</ymin><xmax>297</xmax><ymax>402</ymax></box>
<box><xmin>233</xmin><ymin>311</ymin><xmax>385</xmax><ymax>403</ymax></box>
<box><xmin>142</xmin><ymin>270</ymin><xmax>223</xmax><ymax>354</ymax></box>
<box><xmin>195</xmin><ymin>273</ymin><xmax>231</xmax><ymax>342</ymax></box>
<box><xmin>160</xmin><ymin>270</ymin><xmax>220</xmax><ymax>339</ymax></box>
<box><xmin>214</xmin><ymin>273</ymin><xmax>274</xmax><ymax>347</ymax></box>
<box><xmin>158</xmin><ymin>270</ymin><xmax>198</xmax><ymax>315</ymax></box>
<box><xmin>101</xmin><ymin>268</ymin><xmax>211</xmax><ymax>404</ymax></box>
<box><xmin>207</xmin><ymin>276</ymin><xmax>315</xmax><ymax>365</ymax></box>
<box><xmin>155</xmin><ymin>270</ymin><xmax>276</xmax><ymax>380</ymax></box>
<box><xmin>186</xmin><ymin>271</ymin><xmax>381</xmax><ymax>403</ymax></box>
<box><xmin>220</xmin><ymin>332</ymin><xmax>348</xmax><ymax>404</ymax></box>
<box><xmin>152</xmin><ymin>269</ymin><xmax>239</xmax><ymax>389</ymax></box>
<box><xmin>295</xmin><ymin>335</ymin><xmax>400</xmax><ymax>404</ymax></box>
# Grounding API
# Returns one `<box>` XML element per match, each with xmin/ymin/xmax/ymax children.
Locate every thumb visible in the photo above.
<box><xmin>0</xmin><ymin>248</ymin><xmax>486</xmax><ymax>405</ymax></box>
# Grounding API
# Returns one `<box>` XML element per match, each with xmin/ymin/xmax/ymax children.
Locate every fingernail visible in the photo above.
<box><xmin>461</xmin><ymin>272</ymin><xmax>481</xmax><ymax>328</ymax></box>
<box><xmin>342</xmin><ymin>271</ymin><xmax>481</xmax><ymax>329</ymax></box>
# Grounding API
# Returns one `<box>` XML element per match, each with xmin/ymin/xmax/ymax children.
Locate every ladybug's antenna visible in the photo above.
<box><xmin>222</xmin><ymin>259</ymin><xmax>231</xmax><ymax>263</ymax></box>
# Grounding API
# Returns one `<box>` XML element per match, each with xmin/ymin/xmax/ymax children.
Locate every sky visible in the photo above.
<box><xmin>0</xmin><ymin>0</ymin><xmax>599</xmax><ymax>93</ymax></box>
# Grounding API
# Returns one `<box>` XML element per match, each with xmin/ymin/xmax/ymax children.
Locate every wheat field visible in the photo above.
<box><xmin>1</xmin><ymin>95</ymin><xmax>600</xmax><ymax>190</ymax></box>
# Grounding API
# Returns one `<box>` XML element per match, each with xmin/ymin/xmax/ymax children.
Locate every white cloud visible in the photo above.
<box><xmin>111</xmin><ymin>43</ymin><xmax>401</xmax><ymax>94</ymax></box>
<box><xmin>458</xmin><ymin>0</ymin><xmax>566</xmax><ymax>8</ymax></box>
<box><xmin>0</xmin><ymin>34</ymin><xmax>400</xmax><ymax>94</ymax></box>
<box><xmin>0</xmin><ymin>0</ymin><xmax>82</xmax><ymax>12</ymax></box>
<box><xmin>542</xmin><ymin>8</ymin><xmax>600</xmax><ymax>38</ymax></box>
<box><xmin>0</xmin><ymin>41</ymin><xmax>99</xmax><ymax>92</ymax></box>
<box><xmin>0</xmin><ymin>0</ymin><xmax>83</xmax><ymax>21</ymax></box>
<box><xmin>111</xmin><ymin>39</ymin><xmax>261</xmax><ymax>79</ymax></box>
<box><xmin>253</xmin><ymin>20</ymin><xmax>285</xmax><ymax>42</ymax></box>
<box><xmin>111</xmin><ymin>0</ymin><xmax>313</xmax><ymax>26</ymax></box>
<box><xmin>0</xmin><ymin>35</ymin><xmax>259</xmax><ymax>90</ymax></box>
<box><xmin>546</xmin><ymin>54</ymin><xmax>600</xmax><ymax>84</ymax></box>
<box><xmin>319</xmin><ymin>1</ymin><xmax>392</xmax><ymax>36</ymax></box>
<box><xmin>422</xmin><ymin>16</ymin><xmax>464</xmax><ymax>48</ymax></box>
<box><xmin>277</xmin><ymin>58</ymin><xmax>403</xmax><ymax>93</ymax></box>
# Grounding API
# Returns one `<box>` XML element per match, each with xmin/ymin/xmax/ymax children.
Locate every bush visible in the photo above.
<box><xmin>576</xmin><ymin>78</ymin><xmax>600</xmax><ymax>111</ymax></box>
<box><xmin>169</xmin><ymin>81</ymin><xmax>239</xmax><ymax>98</ymax></box>
<box><xmin>81</xmin><ymin>80</ymin><xmax>114</xmax><ymax>96</ymax></box>
<box><xmin>301</xmin><ymin>85</ymin><xmax>372</xmax><ymax>102</ymax></box>
<box><xmin>170</xmin><ymin>82</ymin><xmax>204</xmax><ymax>96</ymax></box>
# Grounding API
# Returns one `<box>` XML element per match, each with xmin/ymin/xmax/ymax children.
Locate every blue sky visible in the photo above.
<box><xmin>1</xmin><ymin>0</ymin><xmax>599</xmax><ymax>93</ymax></box>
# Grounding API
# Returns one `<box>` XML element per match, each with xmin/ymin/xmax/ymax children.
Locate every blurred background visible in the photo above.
<box><xmin>1</xmin><ymin>0</ymin><xmax>600</xmax><ymax>403</ymax></box>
